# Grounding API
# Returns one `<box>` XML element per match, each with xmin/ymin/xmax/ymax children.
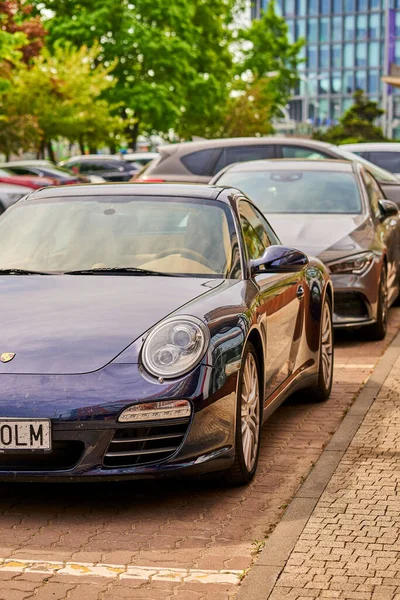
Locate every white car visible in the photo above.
<box><xmin>0</xmin><ymin>183</ymin><xmax>32</xmax><ymax>213</ymax></box>
<box><xmin>118</xmin><ymin>152</ymin><xmax>159</xmax><ymax>167</ymax></box>
<box><xmin>341</xmin><ymin>143</ymin><xmax>400</xmax><ymax>178</ymax></box>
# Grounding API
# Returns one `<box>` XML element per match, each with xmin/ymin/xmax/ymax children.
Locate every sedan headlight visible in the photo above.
<box><xmin>328</xmin><ymin>252</ymin><xmax>374</xmax><ymax>275</ymax></box>
<box><xmin>142</xmin><ymin>315</ymin><xmax>209</xmax><ymax>378</ymax></box>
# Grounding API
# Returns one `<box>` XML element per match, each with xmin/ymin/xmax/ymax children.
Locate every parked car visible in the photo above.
<box><xmin>135</xmin><ymin>137</ymin><xmax>400</xmax><ymax>207</ymax></box>
<box><xmin>211</xmin><ymin>159</ymin><xmax>400</xmax><ymax>339</ymax></box>
<box><xmin>0</xmin><ymin>168</ymin><xmax>53</xmax><ymax>190</ymax></box>
<box><xmin>340</xmin><ymin>143</ymin><xmax>400</xmax><ymax>177</ymax></box>
<box><xmin>0</xmin><ymin>183</ymin><xmax>333</xmax><ymax>483</ymax></box>
<box><xmin>2</xmin><ymin>161</ymin><xmax>89</xmax><ymax>185</ymax></box>
<box><xmin>119</xmin><ymin>151</ymin><xmax>159</xmax><ymax>166</ymax></box>
<box><xmin>0</xmin><ymin>183</ymin><xmax>32</xmax><ymax>213</ymax></box>
<box><xmin>59</xmin><ymin>155</ymin><xmax>141</xmax><ymax>182</ymax></box>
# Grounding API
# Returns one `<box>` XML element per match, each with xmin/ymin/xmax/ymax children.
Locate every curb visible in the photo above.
<box><xmin>236</xmin><ymin>330</ymin><xmax>400</xmax><ymax>600</ymax></box>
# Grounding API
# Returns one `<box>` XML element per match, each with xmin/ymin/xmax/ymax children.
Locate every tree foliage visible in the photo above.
<box><xmin>0</xmin><ymin>0</ymin><xmax>46</xmax><ymax>62</ymax></box>
<box><xmin>0</xmin><ymin>45</ymin><xmax>122</xmax><ymax>157</ymax></box>
<box><xmin>35</xmin><ymin>0</ymin><xmax>237</xmax><ymax>145</ymax></box>
<box><xmin>314</xmin><ymin>90</ymin><xmax>386</xmax><ymax>144</ymax></box>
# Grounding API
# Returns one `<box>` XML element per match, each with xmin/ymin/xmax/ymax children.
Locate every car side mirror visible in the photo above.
<box><xmin>378</xmin><ymin>199</ymin><xmax>399</xmax><ymax>221</ymax></box>
<box><xmin>250</xmin><ymin>245</ymin><xmax>309</xmax><ymax>275</ymax></box>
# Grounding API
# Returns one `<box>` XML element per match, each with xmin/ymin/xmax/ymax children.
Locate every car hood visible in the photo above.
<box><xmin>266</xmin><ymin>213</ymin><xmax>373</xmax><ymax>262</ymax></box>
<box><xmin>0</xmin><ymin>276</ymin><xmax>220</xmax><ymax>375</ymax></box>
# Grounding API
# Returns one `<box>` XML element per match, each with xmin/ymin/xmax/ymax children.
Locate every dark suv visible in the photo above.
<box><xmin>60</xmin><ymin>156</ymin><xmax>141</xmax><ymax>182</ymax></box>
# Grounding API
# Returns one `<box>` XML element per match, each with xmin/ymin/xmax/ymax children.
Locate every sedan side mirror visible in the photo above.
<box><xmin>378</xmin><ymin>199</ymin><xmax>399</xmax><ymax>221</ymax></box>
<box><xmin>250</xmin><ymin>245</ymin><xmax>309</xmax><ymax>275</ymax></box>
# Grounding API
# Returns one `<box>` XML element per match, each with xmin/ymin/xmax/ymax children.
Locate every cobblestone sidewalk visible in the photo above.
<box><xmin>267</xmin><ymin>346</ymin><xmax>400</xmax><ymax>599</ymax></box>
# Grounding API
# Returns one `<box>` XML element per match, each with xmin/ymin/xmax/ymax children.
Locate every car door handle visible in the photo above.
<box><xmin>297</xmin><ymin>285</ymin><xmax>305</xmax><ymax>300</ymax></box>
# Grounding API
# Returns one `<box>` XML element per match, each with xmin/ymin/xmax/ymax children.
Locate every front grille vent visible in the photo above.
<box><xmin>103</xmin><ymin>418</ymin><xmax>190</xmax><ymax>468</ymax></box>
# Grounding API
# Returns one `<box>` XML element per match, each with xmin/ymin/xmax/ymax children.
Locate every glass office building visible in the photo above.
<box><xmin>251</xmin><ymin>0</ymin><xmax>400</xmax><ymax>135</ymax></box>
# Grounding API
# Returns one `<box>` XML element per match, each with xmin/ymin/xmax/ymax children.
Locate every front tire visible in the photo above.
<box><xmin>226</xmin><ymin>342</ymin><xmax>262</xmax><ymax>485</ymax></box>
<box><xmin>366</xmin><ymin>266</ymin><xmax>388</xmax><ymax>341</ymax></box>
<box><xmin>310</xmin><ymin>295</ymin><xmax>333</xmax><ymax>402</ymax></box>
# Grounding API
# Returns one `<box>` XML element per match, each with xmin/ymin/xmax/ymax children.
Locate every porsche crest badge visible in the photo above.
<box><xmin>0</xmin><ymin>353</ymin><xmax>15</xmax><ymax>363</ymax></box>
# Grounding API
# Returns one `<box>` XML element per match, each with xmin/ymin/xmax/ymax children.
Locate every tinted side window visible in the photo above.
<box><xmin>281</xmin><ymin>145</ymin><xmax>331</xmax><ymax>159</ymax></box>
<box><xmin>368</xmin><ymin>151</ymin><xmax>400</xmax><ymax>174</ymax></box>
<box><xmin>180</xmin><ymin>149</ymin><xmax>217</xmax><ymax>175</ymax></box>
<box><xmin>7</xmin><ymin>167</ymin><xmax>33</xmax><ymax>175</ymax></box>
<box><xmin>213</xmin><ymin>145</ymin><xmax>274</xmax><ymax>175</ymax></box>
<box><xmin>361</xmin><ymin>170</ymin><xmax>381</xmax><ymax>218</ymax></box>
<box><xmin>79</xmin><ymin>162</ymin><xmax>105</xmax><ymax>173</ymax></box>
<box><xmin>239</xmin><ymin>201</ymin><xmax>272</xmax><ymax>260</ymax></box>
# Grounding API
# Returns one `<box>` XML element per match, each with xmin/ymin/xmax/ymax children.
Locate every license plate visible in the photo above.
<box><xmin>0</xmin><ymin>419</ymin><xmax>51</xmax><ymax>451</ymax></box>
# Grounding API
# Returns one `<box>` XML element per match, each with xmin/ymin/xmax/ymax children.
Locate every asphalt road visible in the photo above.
<box><xmin>1</xmin><ymin>308</ymin><xmax>399</xmax><ymax>600</ymax></box>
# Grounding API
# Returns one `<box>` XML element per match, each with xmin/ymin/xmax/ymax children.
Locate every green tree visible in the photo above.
<box><xmin>1</xmin><ymin>45</ymin><xmax>122</xmax><ymax>158</ymax></box>
<box><xmin>33</xmin><ymin>0</ymin><xmax>237</xmax><ymax>146</ymax></box>
<box><xmin>221</xmin><ymin>0</ymin><xmax>303</xmax><ymax>136</ymax></box>
<box><xmin>315</xmin><ymin>90</ymin><xmax>386</xmax><ymax>144</ymax></box>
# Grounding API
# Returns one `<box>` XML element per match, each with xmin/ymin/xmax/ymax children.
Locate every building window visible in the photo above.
<box><xmin>356</xmin><ymin>43</ymin><xmax>367</xmax><ymax>66</ymax></box>
<box><xmin>344</xmin><ymin>15</ymin><xmax>355</xmax><ymax>40</ymax></box>
<box><xmin>368</xmin><ymin>42</ymin><xmax>380</xmax><ymax>67</ymax></box>
<box><xmin>369</xmin><ymin>14</ymin><xmax>380</xmax><ymax>39</ymax></box>
<box><xmin>308</xmin><ymin>18</ymin><xmax>318</xmax><ymax>43</ymax></box>
<box><xmin>308</xmin><ymin>0</ymin><xmax>318</xmax><ymax>14</ymax></box>
<box><xmin>297</xmin><ymin>0</ymin><xmax>306</xmax><ymax>15</ymax></box>
<box><xmin>370</xmin><ymin>0</ymin><xmax>379</xmax><ymax>9</ymax></box>
<box><xmin>356</xmin><ymin>15</ymin><xmax>367</xmax><ymax>39</ymax></box>
<box><xmin>307</xmin><ymin>46</ymin><xmax>318</xmax><ymax>69</ymax></box>
<box><xmin>396</xmin><ymin>12</ymin><xmax>400</xmax><ymax>37</ymax></box>
<box><xmin>344</xmin><ymin>43</ymin><xmax>354</xmax><ymax>67</ymax></box>
<box><xmin>332</xmin><ymin>44</ymin><xmax>342</xmax><ymax>67</ymax></box>
<box><xmin>344</xmin><ymin>0</ymin><xmax>355</xmax><ymax>11</ymax></box>
<box><xmin>285</xmin><ymin>0</ymin><xmax>295</xmax><ymax>15</ymax></box>
<box><xmin>343</xmin><ymin>71</ymin><xmax>354</xmax><ymax>93</ymax></box>
<box><xmin>320</xmin><ymin>18</ymin><xmax>329</xmax><ymax>42</ymax></box>
<box><xmin>331</xmin><ymin>72</ymin><xmax>341</xmax><ymax>93</ymax></box>
<box><xmin>287</xmin><ymin>19</ymin><xmax>295</xmax><ymax>42</ymax></box>
<box><xmin>318</xmin><ymin>74</ymin><xmax>330</xmax><ymax>94</ymax></box>
<box><xmin>319</xmin><ymin>45</ymin><xmax>330</xmax><ymax>68</ymax></box>
<box><xmin>332</xmin><ymin>16</ymin><xmax>342</xmax><ymax>41</ymax></box>
<box><xmin>320</xmin><ymin>0</ymin><xmax>330</xmax><ymax>13</ymax></box>
<box><xmin>357</xmin><ymin>0</ymin><xmax>367</xmax><ymax>10</ymax></box>
<box><xmin>368</xmin><ymin>70</ymin><xmax>379</xmax><ymax>94</ymax></box>
<box><xmin>355</xmin><ymin>70</ymin><xmax>367</xmax><ymax>91</ymax></box>
<box><xmin>296</xmin><ymin>19</ymin><xmax>306</xmax><ymax>39</ymax></box>
<box><xmin>332</xmin><ymin>0</ymin><xmax>342</xmax><ymax>11</ymax></box>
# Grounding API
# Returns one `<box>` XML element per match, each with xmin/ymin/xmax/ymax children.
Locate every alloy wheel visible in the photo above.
<box><xmin>240</xmin><ymin>352</ymin><xmax>260</xmax><ymax>472</ymax></box>
<box><xmin>321</xmin><ymin>301</ymin><xmax>333</xmax><ymax>390</ymax></box>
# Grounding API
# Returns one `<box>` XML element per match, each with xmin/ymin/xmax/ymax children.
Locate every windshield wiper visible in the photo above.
<box><xmin>64</xmin><ymin>267</ymin><xmax>184</xmax><ymax>277</ymax></box>
<box><xmin>0</xmin><ymin>268</ymin><xmax>53</xmax><ymax>275</ymax></box>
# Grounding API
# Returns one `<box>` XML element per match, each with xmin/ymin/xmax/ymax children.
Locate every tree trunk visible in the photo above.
<box><xmin>88</xmin><ymin>143</ymin><xmax>97</xmax><ymax>154</ymax></box>
<box><xmin>38</xmin><ymin>138</ymin><xmax>46</xmax><ymax>160</ymax></box>
<box><xmin>47</xmin><ymin>140</ymin><xmax>56</xmax><ymax>163</ymax></box>
<box><xmin>125</xmin><ymin>120</ymin><xmax>140</xmax><ymax>151</ymax></box>
<box><xmin>78</xmin><ymin>138</ymin><xmax>85</xmax><ymax>155</ymax></box>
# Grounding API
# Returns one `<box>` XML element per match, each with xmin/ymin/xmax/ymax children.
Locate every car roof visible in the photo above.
<box><xmin>0</xmin><ymin>160</ymin><xmax>53</xmax><ymax>167</ymax></box>
<box><xmin>158</xmin><ymin>136</ymin><xmax>335</xmax><ymax>155</ymax></box>
<box><xmin>25</xmin><ymin>183</ymin><xmax>233</xmax><ymax>203</ymax></box>
<box><xmin>341</xmin><ymin>143</ymin><xmax>400</xmax><ymax>151</ymax></box>
<box><xmin>62</xmin><ymin>155</ymin><xmax>120</xmax><ymax>162</ymax></box>
<box><xmin>219</xmin><ymin>159</ymin><xmax>355</xmax><ymax>173</ymax></box>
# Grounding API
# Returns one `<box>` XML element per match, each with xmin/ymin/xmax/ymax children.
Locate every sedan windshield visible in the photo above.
<box><xmin>0</xmin><ymin>196</ymin><xmax>239</xmax><ymax>278</ymax></box>
<box><xmin>217</xmin><ymin>170</ymin><xmax>362</xmax><ymax>214</ymax></box>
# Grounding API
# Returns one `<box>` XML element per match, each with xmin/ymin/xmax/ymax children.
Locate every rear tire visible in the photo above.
<box><xmin>309</xmin><ymin>295</ymin><xmax>333</xmax><ymax>402</ymax></box>
<box><xmin>225</xmin><ymin>342</ymin><xmax>262</xmax><ymax>486</ymax></box>
<box><xmin>365</xmin><ymin>267</ymin><xmax>388</xmax><ymax>341</ymax></box>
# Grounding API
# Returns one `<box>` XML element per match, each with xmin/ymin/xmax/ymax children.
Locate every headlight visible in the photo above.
<box><xmin>328</xmin><ymin>252</ymin><xmax>374</xmax><ymax>275</ymax></box>
<box><xmin>142</xmin><ymin>315</ymin><xmax>209</xmax><ymax>378</ymax></box>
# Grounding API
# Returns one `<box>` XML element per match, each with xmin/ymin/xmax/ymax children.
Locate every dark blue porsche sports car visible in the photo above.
<box><xmin>0</xmin><ymin>184</ymin><xmax>333</xmax><ymax>484</ymax></box>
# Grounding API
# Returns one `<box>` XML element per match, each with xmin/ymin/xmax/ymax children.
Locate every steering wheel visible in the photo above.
<box><xmin>152</xmin><ymin>248</ymin><xmax>214</xmax><ymax>270</ymax></box>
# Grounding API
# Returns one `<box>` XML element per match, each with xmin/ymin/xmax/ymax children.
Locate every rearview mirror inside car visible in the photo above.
<box><xmin>250</xmin><ymin>245</ymin><xmax>309</xmax><ymax>275</ymax></box>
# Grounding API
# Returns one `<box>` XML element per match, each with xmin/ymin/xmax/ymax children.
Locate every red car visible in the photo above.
<box><xmin>0</xmin><ymin>168</ymin><xmax>53</xmax><ymax>190</ymax></box>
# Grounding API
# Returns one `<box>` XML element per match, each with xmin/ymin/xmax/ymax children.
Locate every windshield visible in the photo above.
<box><xmin>217</xmin><ymin>170</ymin><xmax>362</xmax><ymax>214</ymax></box>
<box><xmin>0</xmin><ymin>196</ymin><xmax>239</xmax><ymax>278</ymax></box>
<box><xmin>334</xmin><ymin>147</ymin><xmax>399</xmax><ymax>182</ymax></box>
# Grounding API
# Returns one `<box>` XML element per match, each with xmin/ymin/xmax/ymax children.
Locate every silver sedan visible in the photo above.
<box><xmin>211</xmin><ymin>159</ymin><xmax>400</xmax><ymax>340</ymax></box>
